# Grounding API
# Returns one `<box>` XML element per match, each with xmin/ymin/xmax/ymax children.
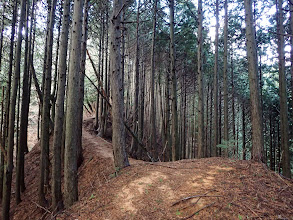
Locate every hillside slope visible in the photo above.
<box><xmin>6</xmin><ymin>118</ymin><xmax>293</xmax><ymax>219</ymax></box>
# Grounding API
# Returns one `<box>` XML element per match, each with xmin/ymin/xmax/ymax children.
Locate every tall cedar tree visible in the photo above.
<box><xmin>52</xmin><ymin>0</ymin><xmax>71</xmax><ymax>210</ymax></box>
<box><xmin>2</xmin><ymin>0</ymin><xmax>26</xmax><ymax>219</ymax></box>
<box><xmin>110</xmin><ymin>0</ymin><xmax>130</xmax><ymax>168</ymax></box>
<box><xmin>276</xmin><ymin>0</ymin><xmax>291</xmax><ymax>178</ymax></box>
<box><xmin>244</xmin><ymin>0</ymin><xmax>264</xmax><ymax>161</ymax></box>
<box><xmin>64</xmin><ymin>0</ymin><xmax>84</xmax><ymax>207</ymax></box>
<box><xmin>170</xmin><ymin>0</ymin><xmax>179</xmax><ymax>161</ymax></box>
<box><xmin>197</xmin><ymin>0</ymin><xmax>204</xmax><ymax>158</ymax></box>
<box><xmin>212</xmin><ymin>0</ymin><xmax>219</xmax><ymax>157</ymax></box>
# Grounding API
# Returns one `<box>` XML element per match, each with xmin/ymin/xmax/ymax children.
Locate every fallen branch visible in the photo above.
<box><xmin>179</xmin><ymin>190</ymin><xmax>216</xmax><ymax>211</ymax></box>
<box><xmin>181</xmin><ymin>202</ymin><xmax>216</xmax><ymax>220</ymax></box>
<box><xmin>172</xmin><ymin>195</ymin><xmax>222</xmax><ymax>206</ymax></box>
<box><xmin>33</xmin><ymin>201</ymin><xmax>52</xmax><ymax>214</ymax></box>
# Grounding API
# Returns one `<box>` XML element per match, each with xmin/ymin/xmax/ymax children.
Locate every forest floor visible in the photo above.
<box><xmin>6</xmin><ymin>117</ymin><xmax>293</xmax><ymax>220</ymax></box>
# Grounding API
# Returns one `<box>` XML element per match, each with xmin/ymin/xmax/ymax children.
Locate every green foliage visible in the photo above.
<box><xmin>89</xmin><ymin>193</ymin><xmax>95</xmax><ymax>200</ymax></box>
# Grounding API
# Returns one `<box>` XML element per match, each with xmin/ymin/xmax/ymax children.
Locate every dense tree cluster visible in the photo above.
<box><xmin>0</xmin><ymin>0</ymin><xmax>291</xmax><ymax>218</ymax></box>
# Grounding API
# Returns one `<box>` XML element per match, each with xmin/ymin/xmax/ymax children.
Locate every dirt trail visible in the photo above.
<box><xmin>7</xmin><ymin>118</ymin><xmax>293</xmax><ymax>219</ymax></box>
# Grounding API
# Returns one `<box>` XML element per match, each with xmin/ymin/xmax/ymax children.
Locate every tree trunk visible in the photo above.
<box><xmin>170</xmin><ymin>0</ymin><xmax>179</xmax><ymax>161</ymax></box>
<box><xmin>16</xmin><ymin>0</ymin><xmax>33</xmax><ymax>204</ymax></box>
<box><xmin>130</xmin><ymin>0</ymin><xmax>140</xmax><ymax>158</ymax></box>
<box><xmin>291</xmin><ymin>1</ymin><xmax>293</xmax><ymax>142</ymax></box>
<box><xmin>52</xmin><ymin>0</ymin><xmax>71</xmax><ymax>211</ymax></box>
<box><xmin>197</xmin><ymin>0</ymin><xmax>204</xmax><ymax>159</ymax></box>
<box><xmin>276</xmin><ymin>0</ymin><xmax>291</xmax><ymax>178</ymax></box>
<box><xmin>0</xmin><ymin>0</ymin><xmax>17</xmax><ymax>200</ymax></box>
<box><xmin>223</xmin><ymin>0</ymin><xmax>228</xmax><ymax>157</ymax></box>
<box><xmin>2</xmin><ymin>0</ymin><xmax>26</xmax><ymax>218</ymax></box>
<box><xmin>109</xmin><ymin>0</ymin><xmax>130</xmax><ymax>168</ymax></box>
<box><xmin>39</xmin><ymin>0</ymin><xmax>57</xmax><ymax>206</ymax></box>
<box><xmin>244</xmin><ymin>0</ymin><xmax>264</xmax><ymax>161</ymax></box>
<box><xmin>98</xmin><ymin>13</ymin><xmax>105</xmax><ymax>137</ymax></box>
<box><xmin>77</xmin><ymin>0</ymin><xmax>89</xmax><ymax>169</ymax></box>
<box><xmin>242</xmin><ymin>101</ymin><xmax>246</xmax><ymax>160</ymax></box>
<box><xmin>269</xmin><ymin>113</ymin><xmax>275</xmax><ymax>171</ymax></box>
<box><xmin>0</xmin><ymin>2</ymin><xmax>5</xmax><ymax>73</ymax></box>
<box><xmin>231</xmin><ymin>50</ymin><xmax>236</xmax><ymax>151</ymax></box>
<box><xmin>212</xmin><ymin>0</ymin><xmax>219</xmax><ymax>157</ymax></box>
<box><xmin>64</xmin><ymin>0</ymin><xmax>84</xmax><ymax>207</ymax></box>
<box><xmin>150</xmin><ymin>0</ymin><xmax>158</xmax><ymax>160</ymax></box>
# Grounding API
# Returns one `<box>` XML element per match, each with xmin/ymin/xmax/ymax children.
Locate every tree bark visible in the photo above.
<box><xmin>109</xmin><ymin>0</ymin><xmax>130</xmax><ymax>168</ymax></box>
<box><xmin>244</xmin><ymin>0</ymin><xmax>264</xmax><ymax>161</ymax></box>
<box><xmin>52</xmin><ymin>0</ymin><xmax>71</xmax><ymax>211</ymax></box>
<box><xmin>77</xmin><ymin>0</ymin><xmax>89</xmax><ymax>169</ymax></box>
<box><xmin>39</xmin><ymin>0</ymin><xmax>57</xmax><ymax>206</ymax></box>
<box><xmin>130</xmin><ymin>0</ymin><xmax>140</xmax><ymax>158</ymax></box>
<box><xmin>212</xmin><ymin>0</ymin><xmax>219</xmax><ymax>157</ymax></box>
<box><xmin>64</xmin><ymin>0</ymin><xmax>84</xmax><ymax>208</ymax></box>
<box><xmin>223</xmin><ymin>0</ymin><xmax>228</xmax><ymax>157</ymax></box>
<box><xmin>242</xmin><ymin>101</ymin><xmax>246</xmax><ymax>160</ymax></box>
<box><xmin>150</xmin><ymin>0</ymin><xmax>158</xmax><ymax>160</ymax></box>
<box><xmin>0</xmin><ymin>0</ymin><xmax>17</xmax><ymax>201</ymax></box>
<box><xmin>276</xmin><ymin>0</ymin><xmax>291</xmax><ymax>178</ymax></box>
<box><xmin>2</xmin><ymin>0</ymin><xmax>26</xmax><ymax>218</ymax></box>
<box><xmin>197</xmin><ymin>0</ymin><xmax>204</xmax><ymax>159</ymax></box>
<box><xmin>170</xmin><ymin>0</ymin><xmax>179</xmax><ymax>161</ymax></box>
<box><xmin>16</xmin><ymin>0</ymin><xmax>33</xmax><ymax>204</ymax></box>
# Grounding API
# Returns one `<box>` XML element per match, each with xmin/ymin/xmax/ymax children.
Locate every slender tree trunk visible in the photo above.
<box><xmin>269</xmin><ymin>113</ymin><xmax>275</xmax><ymax>171</ymax></box>
<box><xmin>98</xmin><ymin>14</ymin><xmax>105</xmax><ymax>137</ymax></box>
<box><xmin>205</xmin><ymin>84</ymin><xmax>209</xmax><ymax>157</ymax></box>
<box><xmin>77</xmin><ymin>0</ymin><xmax>89</xmax><ymax>169</ymax></box>
<box><xmin>52</xmin><ymin>13</ymin><xmax>62</xmax><ymax>126</ymax></box>
<box><xmin>39</xmin><ymin>0</ymin><xmax>57</xmax><ymax>205</ymax></box>
<box><xmin>223</xmin><ymin>0</ymin><xmax>228</xmax><ymax>157</ymax></box>
<box><xmin>197</xmin><ymin>0</ymin><xmax>204</xmax><ymax>158</ymax></box>
<box><xmin>52</xmin><ymin>0</ymin><xmax>71</xmax><ymax>211</ymax></box>
<box><xmin>242</xmin><ymin>101</ymin><xmax>246</xmax><ymax>160</ymax></box>
<box><xmin>165</xmin><ymin>69</ymin><xmax>171</xmax><ymax>160</ymax></box>
<box><xmin>16</xmin><ymin>0</ymin><xmax>33</xmax><ymax>204</ymax></box>
<box><xmin>150</xmin><ymin>0</ymin><xmax>158</xmax><ymax>160</ymax></box>
<box><xmin>219</xmin><ymin>84</ymin><xmax>222</xmax><ymax>156</ymax></box>
<box><xmin>130</xmin><ymin>0</ymin><xmax>140</xmax><ymax>158</ymax></box>
<box><xmin>244</xmin><ymin>0</ymin><xmax>264</xmax><ymax>161</ymax></box>
<box><xmin>0</xmin><ymin>0</ymin><xmax>17</xmax><ymax>200</ymax></box>
<box><xmin>209</xmin><ymin>85</ymin><xmax>213</xmax><ymax>157</ymax></box>
<box><xmin>170</xmin><ymin>0</ymin><xmax>179</xmax><ymax>161</ymax></box>
<box><xmin>109</xmin><ymin>0</ymin><xmax>130</xmax><ymax>168</ymax></box>
<box><xmin>212</xmin><ymin>0</ymin><xmax>219</xmax><ymax>157</ymax></box>
<box><xmin>137</xmin><ymin>63</ymin><xmax>145</xmax><ymax>159</ymax></box>
<box><xmin>64</xmin><ymin>0</ymin><xmax>84</xmax><ymax>208</ymax></box>
<box><xmin>0</xmin><ymin>2</ymin><xmax>5</xmax><ymax>74</ymax></box>
<box><xmin>231</xmin><ymin>50</ymin><xmax>236</xmax><ymax>147</ymax></box>
<box><xmin>2</xmin><ymin>0</ymin><xmax>26</xmax><ymax>218</ymax></box>
<box><xmin>291</xmin><ymin>2</ymin><xmax>293</xmax><ymax>140</ymax></box>
<box><xmin>276</xmin><ymin>0</ymin><xmax>291</xmax><ymax>178</ymax></box>
<box><xmin>103</xmin><ymin>4</ymin><xmax>109</xmax><ymax>136</ymax></box>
